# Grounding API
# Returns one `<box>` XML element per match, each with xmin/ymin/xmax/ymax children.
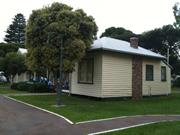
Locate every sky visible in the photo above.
<box><xmin>0</xmin><ymin>0</ymin><xmax>179</xmax><ymax>42</ymax></box>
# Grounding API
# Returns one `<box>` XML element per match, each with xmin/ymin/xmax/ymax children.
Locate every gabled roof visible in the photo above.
<box><xmin>90</xmin><ymin>37</ymin><xmax>165</xmax><ymax>59</ymax></box>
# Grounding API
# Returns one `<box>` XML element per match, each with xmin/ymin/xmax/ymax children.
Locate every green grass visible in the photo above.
<box><xmin>0</xmin><ymin>89</ymin><xmax>27</xmax><ymax>94</ymax></box>
<box><xmin>172</xmin><ymin>87</ymin><xmax>180</xmax><ymax>93</ymax></box>
<box><xmin>0</xmin><ymin>82</ymin><xmax>10</xmax><ymax>86</ymax></box>
<box><xmin>0</xmin><ymin>82</ymin><xmax>27</xmax><ymax>94</ymax></box>
<box><xmin>11</xmin><ymin>91</ymin><xmax>180</xmax><ymax>123</ymax></box>
<box><xmin>102</xmin><ymin>121</ymin><xmax>180</xmax><ymax>135</ymax></box>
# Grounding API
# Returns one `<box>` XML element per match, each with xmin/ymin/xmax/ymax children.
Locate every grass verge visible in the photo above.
<box><xmin>102</xmin><ymin>121</ymin><xmax>180</xmax><ymax>135</ymax></box>
<box><xmin>0</xmin><ymin>89</ymin><xmax>27</xmax><ymax>94</ymax></box>
<box><xmin>10</xmin><ymin>92</ymin><xmax>180</xmax><ymax>123</ymax></box>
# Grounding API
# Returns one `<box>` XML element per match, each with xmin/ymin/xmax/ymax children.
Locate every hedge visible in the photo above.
<box><xmin>174</xmin><ymin>78</ymin><xmax>180</xmax><ymax>87</ymax></box>
<box><xmin>11</xmin><ymin>82</ymin><xmax>53</xmax><ymax>93</ymax></box>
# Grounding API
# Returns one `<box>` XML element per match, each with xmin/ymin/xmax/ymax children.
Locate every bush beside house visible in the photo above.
<box><xmin>11</xmin><ymin>82</ymin><xmax>53</xmax><ymax>93</ymax></box>
<box><xmin>173</xmin><ymin>77</ymin><xmax>180</xmax><ymax>87</ymax></box>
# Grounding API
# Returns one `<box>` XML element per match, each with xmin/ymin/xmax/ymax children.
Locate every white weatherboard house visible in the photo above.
<box><xmin>13</xmin><ymin>48</ymin><xmax>29</xmax><ymax>83</ymax></box>
<box><xmin>70</xmin><ymin>37</ymin><xmax>171</xmax><ymax>99</ymax></box>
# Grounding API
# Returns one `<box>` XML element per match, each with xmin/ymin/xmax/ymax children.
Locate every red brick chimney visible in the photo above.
<box><xmin>130</xmin><ymin>37</ymin><xmax>139</xmax><ymax>49</ymax></box>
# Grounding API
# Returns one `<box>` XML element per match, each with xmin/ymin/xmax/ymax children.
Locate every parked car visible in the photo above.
<box><xmin>0</xmin><ymin>71</ymin><xmax>7</xmax><ymax>82</ymax></box>
<box><xmin>172</xmin><ymin>75</ymin><xmax>180</xmax><ymax>87</ymax></box>
<box><xmin>0</xmin><ymin>76</ymin><xmax>7</xmax><ymax>82</ymax></box>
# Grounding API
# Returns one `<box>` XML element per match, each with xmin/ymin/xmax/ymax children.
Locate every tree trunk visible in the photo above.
<box><xmin>53</xmin><ymin>71</ymin><xmax>58</xmax><ymax>92</ymax></box>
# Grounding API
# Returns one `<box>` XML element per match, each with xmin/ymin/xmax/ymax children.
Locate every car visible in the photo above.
<box><xmin>0</xmin><ymin>71</ymin><xmax>7</xmax><ymax>82</ymax></box>
<box><xmin>0</xmin><ymin>75</ymin><xmax>7</xmax><ymax>82</ymax></box>
<box><xmin>172</xmin><ymin>75</ymin><xmax>180</xmax><ymax>87</ymax></box>
<box><xmin>175</xmin><ymin>75</ymin><xmax>180</xmax><ymax>81</ymax></box>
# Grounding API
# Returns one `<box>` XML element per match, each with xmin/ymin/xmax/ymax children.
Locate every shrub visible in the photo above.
<box><xmin>11</xmin><ymin>81</ymin><xmax>52</xmax><ymax>93</ymax></box>
<box><xmin>0</xmin><ymin>82</ymin><xmax>9</xmax><ymax>86</ymax></box>
<box><xmin>17</xmin><ymin>82</ymin><xmax>31</xmax><ymax>91</ymax></box>
<box><xmin>11</xmin><ymin>83</ymin><xmax>19</xmax><ymax>89</ymax></box>
<box><xmin>174</xmin><ymin>78</ymin><xmax>180</xmax><ymax>87</ymax></box>
<box><xmin>28</xmin><ymin>83</ymin><xmax>49</xmax><ymax>93</ymax></box>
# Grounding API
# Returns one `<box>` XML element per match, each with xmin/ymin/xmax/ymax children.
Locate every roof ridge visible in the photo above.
<box><xmin>90</xmin><ymin>37</ymin><xmax>165</xmax><ymax>59</ymax></box>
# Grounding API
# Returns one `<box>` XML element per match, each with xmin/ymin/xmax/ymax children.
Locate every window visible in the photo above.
<box><xmin>161</xmin><ymin>66</ymin><xmax>166</xmax><ymax>81</ymax></box>
<box><xmin>78</xmin><ymin>59</ymin><xmax>93</xmax><ymax>84</ymax></box>
<box><xmin>146</xmin><ymin>65</ymin><xmax>153</xmax><ymax>81</ymax></box>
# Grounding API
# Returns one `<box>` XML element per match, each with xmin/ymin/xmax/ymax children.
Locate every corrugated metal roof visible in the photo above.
<box><xmin>90</xmin><ymin>37</ymin><xmax>165</xmax><ymax>59</ymax></box>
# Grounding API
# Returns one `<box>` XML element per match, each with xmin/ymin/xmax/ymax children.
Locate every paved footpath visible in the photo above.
<box><xmin>0</xmin><ymin>96</ymin><xmax>81</xmax><ymax>135</ymax></box>
<box><xmin>1</xmin><ymin>95</ymin><xmax>180</xmax><ymax>135</ymax></box>
<box><xmin>76</xmin><ymin>115</ymin><xmax>180</xmax><ymax>134</ymax></box>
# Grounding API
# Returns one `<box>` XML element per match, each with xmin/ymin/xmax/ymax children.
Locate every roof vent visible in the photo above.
<box><xmin>130</xmin><ymin>37</ymin><xmax>138</xmax><ymax>49</ymax></box>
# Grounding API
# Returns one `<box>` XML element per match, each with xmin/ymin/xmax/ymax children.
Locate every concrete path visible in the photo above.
<box><xmin>1</xmin><ymin>95</ymin><xmax>180</xmax><ymax>135</ymax></box>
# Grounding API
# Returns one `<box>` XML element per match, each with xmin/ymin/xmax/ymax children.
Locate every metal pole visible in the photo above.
<box><xmin>163</xmin><ymin>40</ymin><xmax>169</xmax><ymax>64</ymax></box>
<box><xmin>57</xmin><ymin>35</ymin><xmax>63</xmax><ymax>106</ymax></box>
<box><xmin>167</xmin><ymin>47</ymin><xmax>169</xmax><ymax>64</ymax></box>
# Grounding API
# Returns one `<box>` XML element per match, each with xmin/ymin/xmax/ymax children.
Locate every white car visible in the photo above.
<box><xmin>0</xmin><ymin>75</ymin><xmax>7</xmax><ymax>82</ymax></box>
<box><xmin>0</xmin><ymin>71</ymin><xmax>7</xmax><ymax>82</ymax></box>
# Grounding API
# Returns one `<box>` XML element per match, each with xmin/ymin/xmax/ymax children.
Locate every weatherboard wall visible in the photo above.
<box><xmin>142</xmin><ymin>59</ymin><xmax>171</xmax><ymax>96</ymax></box>
<box><xmin>14</xmin><ymin>72</ymin><xmax>29</xmax><ymax>83</ymax></box>
<box><xmin>71</xmin><ymin>52</ymin><xmax>103</xmax><ymax>97</ymax></box>
<box><xmin>101</xmin><ymin>53</ymin><xmax>132</xmax><ymax>97</ymax></box>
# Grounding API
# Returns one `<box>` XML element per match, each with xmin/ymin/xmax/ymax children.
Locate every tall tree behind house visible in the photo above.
<box><xmin>173</xmin><ymin>2</ymin><xmax>180</xmax><ymax>29</ymax></box>
<box><xmin>4</xmin><ymin>13</ymin><xmax>26</xmax><ymax>45</ymax></box>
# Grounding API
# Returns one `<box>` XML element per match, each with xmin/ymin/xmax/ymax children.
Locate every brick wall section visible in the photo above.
<box><xmin>132</xmin><ymin>56</ymin><xmax>142</xmax><ymax>100</ymax></box>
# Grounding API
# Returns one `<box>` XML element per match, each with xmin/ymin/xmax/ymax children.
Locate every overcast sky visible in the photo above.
<box><xmin>0</xmin><ymin>0</ymin><xmax>179</xmax><ymax>42</ymax></box>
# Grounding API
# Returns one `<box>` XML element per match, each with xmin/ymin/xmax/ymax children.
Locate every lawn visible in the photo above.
<box><xmin>0</xmin><ymin>82</ymin><xmax>28</xmax><ymax>94</ymax></box>
<box><xmin>11</xmin><ymin>91</ymin><xmax>180</xmax><ymax>123</ymax></box>
<box><xmin>102</xmin><ymin>121</ymin><xmax>180</xmax><ymax>135</ymax></box>
<box><xmin>0</xmin><ymin>89</ymin><xmax>27</xmax><ymax>94</ymax></box>
<box><xmin>0</xmin><ymin>82</ymin><xmax>10</xmax><ymax>87</ymax></box>
<box><xmin>172</xmin><ymin>87</ymin><xmax>180</xmax><ymax>93</ymax></box>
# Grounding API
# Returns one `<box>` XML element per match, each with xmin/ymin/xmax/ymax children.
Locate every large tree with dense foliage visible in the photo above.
<box><xmin>0</xmin><ymin>57</ymin><xmax>4</xmax><ymax>72</ymax></box>
<box><xmin>26</xmin><ymin>3</ymin><xmax>97</xmax><ymax>76</ymax></box>
<box><xmin>140</xmin><ymin>25</ymin><xmax>180</xmax><ymax>74</ymax></box>
<box><xmin>4</xmin><ymin>13</ymin><xmax>26</xmax><ymax>44</ymax></box>
<box><xmin>101</xmin><ymin>27</ymin><xmax>136</xmax><ymax>41</ymax></box>
<box><xmin>0</xmin><ymin>52</ymin><xmax>27</xmax><ymax>82</ymax></box>
<box><xmin>0</xmin><ymin>43</ymin><xmax>26</xmax><ymax>81</ymax></box>
<box><xmin>173</xmin><ymin>3</ymin><xmax>180</xmax><ymax>29</ymax></box>
<box><xmin>140</xmin><ymin>25</ymin><xmax>180</xmax><ymax>56</ymax></box>
<box><xmin>0</xmin><ymin>43</ymin><xmax>19</xmax><ymax>57</ymax></box>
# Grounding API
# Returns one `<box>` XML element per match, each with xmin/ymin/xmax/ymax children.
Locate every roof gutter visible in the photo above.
<box><xmin>89</xmin><ymin>48</ymin><xmax>166</xmax><ymax>60</ymax></box>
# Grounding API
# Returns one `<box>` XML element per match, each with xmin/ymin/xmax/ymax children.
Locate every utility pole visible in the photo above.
<box><xmin>163</xmin><ymin>40</ymin><xmax>169</xmax><ymax>64</ymax></box>
<box><xmin>167</xmin><ymin>46</ymin><xmax>169</xmax><ymax>64</ymax></box>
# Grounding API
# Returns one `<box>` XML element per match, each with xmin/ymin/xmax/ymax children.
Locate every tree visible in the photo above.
<box><xmin>0</xmin><ymin>43</ymin><xmax>19</xmax><ymax>57</ymax></box>
<box><xmin>173</xmin><ymin>3</ymin><xmax>180</xmax><ymax>29</ymax></box>
<box><xmin>0</xmin><ymin>57</ymin><xmax>4</xmax><ymax>71</ymax></box>
<box><xmin>140</xmin><ymin>25</ymin><xmax>180</xmax><ymax>57</ymax></box>
<box><xmin>140</xmin><ymin>25</ymin><xmax>180</xmax><ymax>74</ymax></box>
<box><xmin>1</xmin><ymin>52</ymin><xmax>27</xmax><ymax>82</ymax></box>
<box><xmin>4</xmin><ymin>13</ymin><xmax>26</xmax><ymax>44</ymax></box>
<box><xmin>101</xmin><ymin>27</ymin><xmax>136</xmax><ymax>41</ymax></box>
<box><xmin>26</xmin><ymin>2</ymin><xmax>97</xmax><ymax>76</ymax></box>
